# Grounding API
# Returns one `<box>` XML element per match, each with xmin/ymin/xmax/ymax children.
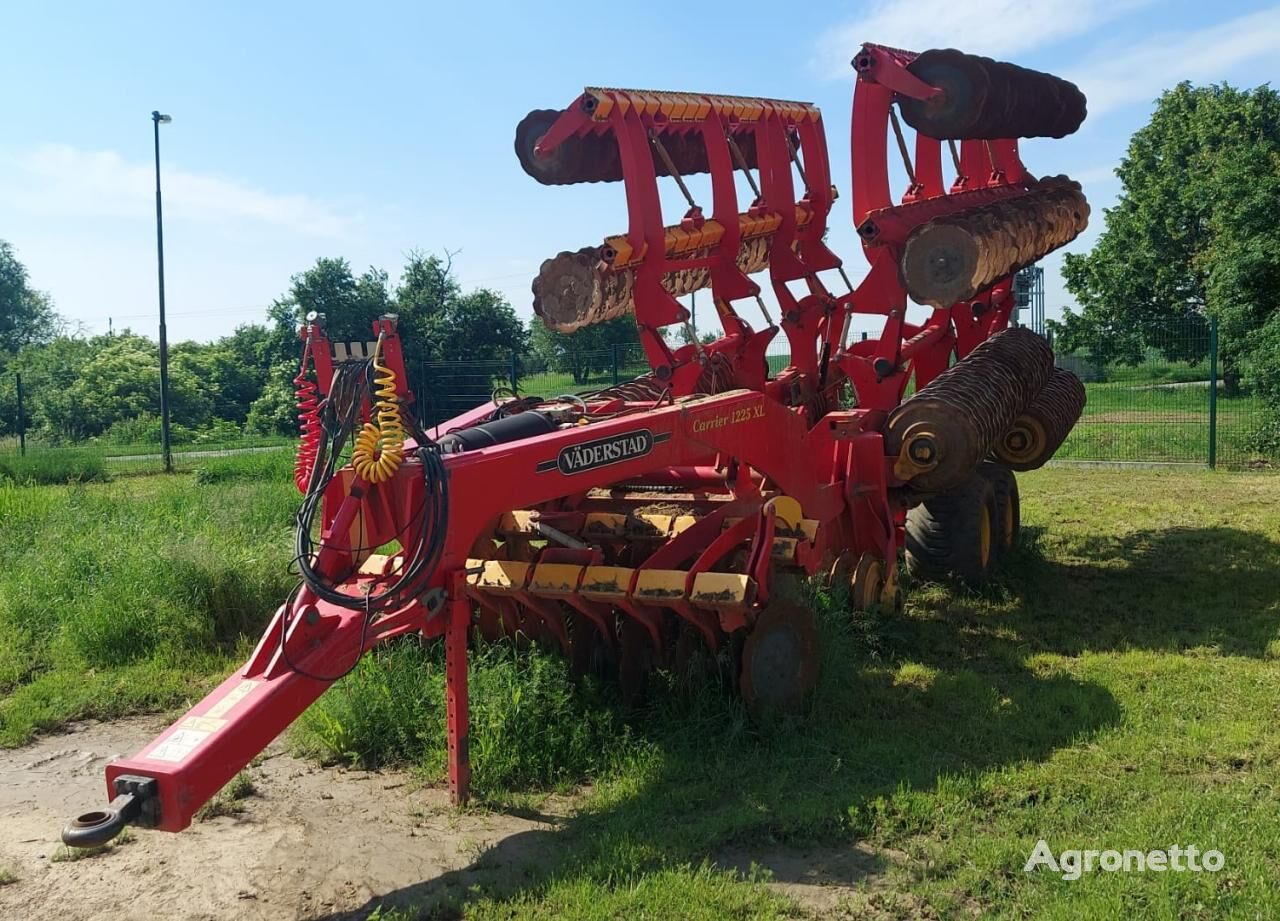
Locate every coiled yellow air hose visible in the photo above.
<box><xmin>351</xmin><ymin>336</ymin><xmax>406</xmax><ymax>483</ymax></box>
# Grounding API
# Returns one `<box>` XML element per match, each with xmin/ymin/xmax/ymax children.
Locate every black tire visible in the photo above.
<box><xmin>977</xmin><ymin>462</ymin><xmax>1020</xmax><ymax>559</ymax></box>
<box><xmin>905</xmin><ymin>472</ymin><xmax>999</xmax><ymax>585</ymax></box>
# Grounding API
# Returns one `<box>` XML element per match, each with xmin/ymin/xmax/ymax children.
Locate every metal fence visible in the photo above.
<box><xmin>1052</xmin><ymin>318</ymin><xmax>1274</xmax><ymax>469</ymax></box>
<box><xmin>1</xmin><ymin>319</ymin><xmax>1276</xmax><ymax>478</ymax></box>
<box><xmin>0</xmin><ymin>368</ymin><xmax>292</xmax><ymax>477</ymax></box>
<box><xmin>409</xmin><ymin>344</ymin><xmax>655</xmax><ymax>429</ymax></box>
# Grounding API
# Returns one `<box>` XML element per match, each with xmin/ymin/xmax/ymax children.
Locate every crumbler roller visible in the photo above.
<box><xmin>994</xmin><ymin>366</ymin><xmax>1088</xmax><ymax>470</ymax></box>
<box><xmin>884</xmin><ymin>327</ymin><xmax>1055</xmax><ymax>491</ymax></box>
<box><xmin>533</xmin><ymin>210</ymin><xmax>807</xmax><ymax>332</ymax></box>
<box><xmin>515</xmin><ymin>99</ymin><xmax>765</xmax><ymax>186</ymax></box>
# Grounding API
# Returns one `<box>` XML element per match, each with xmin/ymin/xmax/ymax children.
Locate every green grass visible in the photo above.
<box><xmin>310</xmin><ymin>469</ymin><xmax>1280</xmax><ymax>919</ymax></box>
<box><xmin>51</xmin><ymin>828</ymin><xmax>134</xmax><ymax>862</ymax></box>
<box><xmin>518</xmin><ymin>364</ymin><xmax>653</xmax><ymax>398</ymax></box>
<box><xmin>3</xmin><ymin>468</ymin><xmax>1278</xmax><ymax>917</ymax></box>
<box><xmin>192</xmin><ymin>447</ymin><xmax>294</xmax><ymax>484</ymax></box>
<box><xmin>296</xmin><ymin>637</ymin><xmax>629</xmax><ymax>799</ymax></box>
<box><xmin>0</xmin><ymin>866</ymin><xmax>16</xmax><ymax>886</ymax></box>
<box><xmin>0</xmin><ymin>437</ymin><xmax>296</xmax><ymax>480</ymax></box>
<box><xmin>98</xmin><ymin>434</ymin><xmax>292</xmax><ymax>458</ymax></box>
<box><xmin>1057</xmin><ymin>382</ymin><xmax>1275</xmax><ymax>467</ymax></box>
<box><xmin>0</xmin><ymin>448</ymin><xmax>109</xmax><ymax>485</ymax></box>
<box><xmin>0</xmin><ymin>473</ymin><xmax>297</xmax><ymax>746</ymax></box>
<box><xmin>1102</xmin><ymin>359</ymin><xmax>1212</xmax><ymax>386</ymax></box>
<box><xmin>194</xmin><ymin>770</ymin><xmax>258</xmax><ymax>821</ymax></box>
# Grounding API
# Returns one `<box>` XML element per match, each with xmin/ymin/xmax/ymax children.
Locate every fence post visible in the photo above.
<box><xmin>509</xmin><ymin>351</ymin><xmax>519</xmax><ymax>394</ymax></box>
<box><xmin>612</xmin><ymin>344</ymin><xmax>620</xmax><ymax>385</ymax></box>
<box><xmin>15</xmin><ymin>373</ymin><xmax>26</xmax><ymax>457</ymax></box>
<box><xmin>1208</xmin><ymin>316</ymin><xmax>1218</xmax><ymax>469</ymax></box>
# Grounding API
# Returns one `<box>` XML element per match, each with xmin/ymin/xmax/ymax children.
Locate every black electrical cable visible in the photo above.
<box><xmin>279</xmin><ymin>357</ymin><xmax>452</xmax><ymax>682</ymax></box>
<box><xmin>275</xmin><ymin>582</ymin><xmax>378</xmax><ymax>683</ymax></box>
<box><xmin>292</xmin><ymin>360</ymin><xmax>450</xmax><ymax>617</ymax></box>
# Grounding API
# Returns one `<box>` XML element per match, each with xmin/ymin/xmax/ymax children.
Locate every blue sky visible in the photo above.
<box><xmin>2</xmin><ymin>0</ymin><xmax>1277</xmax><ymax>343</ymax></box>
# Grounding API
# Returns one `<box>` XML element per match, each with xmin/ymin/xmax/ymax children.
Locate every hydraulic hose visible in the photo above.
<box><xmin>351</xmin><ymin>335</ymin><xmax>407</xmax><ymax>484</ymax></box>
<box><xmin>293</xmin><ymin>329</ymin><xmax>324</xmax><ymax>494</ymax></box>
<box><xmin>292</xmin><ymin>356</ymin><xmax>449</xmax><ymax>618</ymax></box>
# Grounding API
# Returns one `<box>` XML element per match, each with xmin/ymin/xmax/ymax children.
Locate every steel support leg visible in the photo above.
<box><xmin>446</xmin><ymin>573</ymin><xmax>471</xmax><ymax>805</ymax></box>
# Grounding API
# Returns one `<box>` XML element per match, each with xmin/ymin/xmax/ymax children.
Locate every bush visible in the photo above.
<box><xmin>296</xmin><ymin>637</ymin><xmax>626</xmax><ymax>796</ymax></box>
<box><xmin>194</xmin><ymin>448</ymin><xmax>294</xmax><ymax>484</ymax></box>
<box><xmin>1246</xmin><ymin>415</ymin><xmax>1280</xmax><ymax>457</ymax></box>
<box><xmin>190</xmin><ymin>418</ymin><xmax>245</xmax><ymax>445</ymax></box>
<box><xmin>245</xmin><ymin>368</ymin><xmax>298</xmax><ymax>436</ymax></box>
<box><xmin>101</xmin><ymin>415</ymin><xmax>248</xmax><ymax>448</ymax></box>
<box><xmin>0</xmin><ymin>450</ymin><xmax>108</xmax><ymax>485</ymax></box>
<box><xmin>100</xmin><ymin>413</ymin><xmax>165</xmax><ymax>446</ymax></box>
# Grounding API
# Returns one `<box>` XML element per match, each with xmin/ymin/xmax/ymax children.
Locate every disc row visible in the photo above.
<box><xmin>898</xmin><ymin>49</ymin><xmax>1086</xmax><ymax>140</ymax></box>
<box><xmin>515</xmin><ymin>108</ymin><xmax>762</xmax><ymax>186</ymax></box>
<box><xmin>899</xmin><ymin>175</ymin><xmax>1090</xmax><ymax>308</ymax></box>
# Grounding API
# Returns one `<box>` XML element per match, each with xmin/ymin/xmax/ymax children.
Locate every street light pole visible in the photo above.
<box><xmin>151</xmin><ymin>110</ymin><xmax>173</xmax><ymax>473</ymax></box>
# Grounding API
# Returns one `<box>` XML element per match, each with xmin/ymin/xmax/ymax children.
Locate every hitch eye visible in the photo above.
<box><xmin>62</xmin><ymin>800</ymin><xmax>133</xmax><ymax>849</ymax></box>
<box><xmin>61</xmin><ymin>774</ymin><xmax>159</xmax><ymax>849</ymax></box>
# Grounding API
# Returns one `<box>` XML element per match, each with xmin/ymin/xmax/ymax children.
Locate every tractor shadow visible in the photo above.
<box><xmin>903</xmin><ymin>524</ymin><xmax>1280</xmax><ymax>662</ymax></box>
<box><xmin>318</xmin><ymin>666</ymin><xmax>1119</xmax><ymax>919</ymax></box>
<box><xmin>314</xmin><ymin>524</ymin><xmax>1274</xmax><ymax>915</ymax></box>
<box><xmin>315</xmin><ymin>524</ymin><xmax>1277</xmax><ymax>919</ymax></box>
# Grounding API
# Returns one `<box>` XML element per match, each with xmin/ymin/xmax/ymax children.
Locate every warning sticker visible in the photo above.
<box><xmin>147</xmin><ymin>728</ymin><xmax>212</xmax><ymax>763</ymax></box>
<box><xmin>205</xmin><ymin>679</ymin><xmax>259</xmax><ymax>719</ymax></box>
<box><xmin>180</xmin><ymin>716</ymin><xmax>226</xmax><ymax>733</ymax></box>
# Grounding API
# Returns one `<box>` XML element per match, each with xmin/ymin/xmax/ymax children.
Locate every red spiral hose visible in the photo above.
<box><xmin>293</xmin><ymin>337</ymin><xmax>323</xmax><ymax>493</ymax></box>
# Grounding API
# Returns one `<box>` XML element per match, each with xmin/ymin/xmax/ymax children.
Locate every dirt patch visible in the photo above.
<box><xmin>0</xmin><ymin>717</ymin><xmax>569</xmax><ymax>920</ymax></box>
<box><xmin>0</xmin><ymin>721</ymin><xmax>913</xmax><ymax>919</ymax></box>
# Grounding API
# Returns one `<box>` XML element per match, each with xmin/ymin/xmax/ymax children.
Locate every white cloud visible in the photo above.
<box><xmin>1069</xmin><ymin>6</ymin><xmax>1280</xmax><ymax>117</ymax></box>
<box><xmin>0</xmin><ymin>143</ymin><xmax>350</xmax><ymax>237</ymax></box>
<box><xmin>815</xmin><ymin>0</ymin><xmax>1152</xmax><ymax>78</ymax></box>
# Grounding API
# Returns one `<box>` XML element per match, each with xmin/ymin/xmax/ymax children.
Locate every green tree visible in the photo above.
<box><xmin>245</xmin><ymin>364</ymin><xmax>301</xmax><ymax>436</ymax></box>
<box><xmin>393</xmin><ymin>251</ymin><xmax>527</xmax><ymax>363</ymax></box>
<box><xmin>1057</xmin><ymin>82</ymin><xmax>1280</xmax><ymax>397</ymax></box>
<box><xmin>529</xmin><ymin>315</ymin><xmax>640</xmax><ymax>384</ymax></box>
<box><xmin>28</xmin><ymin>333</ymin><xmax>211</xmax><ymax>439</ymax></box>
<box><xmin>0</xmin><ymin>240</ymin><xmax>58</xmax><ymax>360</ymax></box>
<box><xmin>267</xmin><ymin>257</ymin><xmax>392</xmax><ymax>365</ymax></box>
<box><xmin>5</xmin><ymin>335</ymin><xmax>100</xmax><ymax>439</ymax></box>
<box><xmin>268</xmin><ymin>252</ymin><xmax>527</xmax><ymax>368</ymax></box>
<box><xmin>248</xmin><ymin>251</ymin><xmax>530</xmax><ymax>434</ymax></box>
<box><xmin>172</xmin><ymin>340</ymin><xmax>262</xmax><ymax>425</ymax></box>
